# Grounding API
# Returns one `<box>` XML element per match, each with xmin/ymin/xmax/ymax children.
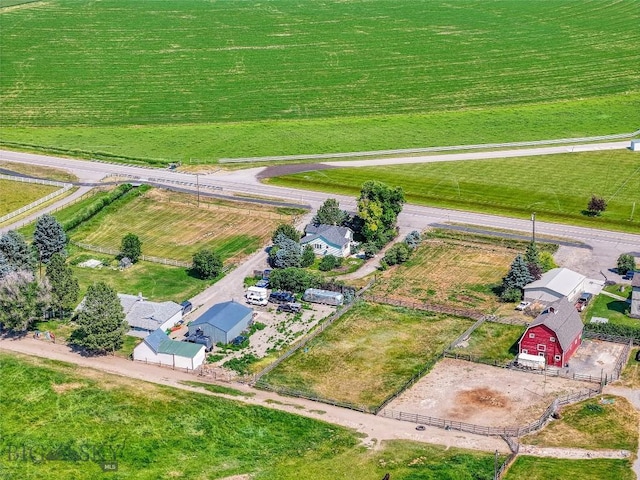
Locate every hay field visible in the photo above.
<box><xmin>0</xmin><ymin>179</ymin><xmax>58</xmax><ymax>216</ymax></box>
<box><xmin>262</xmin><ymin>302</ymin><xmax>473</xmax><ymax>410</ymax></box>
<box><xmin>0</xmin><ymin>0</ymin><xmax>638</xmax><ymax>160</ymax></box>
<box><xmin>69</xmin><ymin>188</ymin><xmax>293</xmax><ymax>263</ymax></box>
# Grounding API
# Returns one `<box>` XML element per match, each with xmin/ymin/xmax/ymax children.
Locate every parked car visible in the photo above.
<box><xmin>255</xmin><ymin>279</ymin><xmax>270</xmax><ymax>288</ymax></box>
<box><xmin>185</xmin><ymin>333</ymin><xmax>213</xmax><ymax>352</ymax></box>
<box><xmin>577</xmin><ymin>292</ymin><xmax>593</xmax><ymax>306</ymax></box>
<box><xmin>623</xmin><ymin>271</ymin><xmax>635</xmax><ymax>280</ymax></box>
<box><xmin>268</xmin><ymin>291</ymin><xmax>295</xmax><ymax>304</ymax></box>
<box><xmin>180</xmin><ymin>300</ymin><xmax>193</xmax><ymax>315</ymax></box>
<box><xmin>515</xmin><ymin>301</ymin><xmax>531</xmax><ymax>311</ymax></box>
<box><xmin>277</xmin><ymin>302</ymin><xmax>302</xmax><ymax>314</ymax></box>
<box><xmin>231</xmin><ymin>335</ymin><xmax>247</xmax><ymax>346</ymax></box>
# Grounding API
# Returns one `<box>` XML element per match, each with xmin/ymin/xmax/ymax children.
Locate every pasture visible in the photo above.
<box><xmin>269</xmin><ymin>149</ymin><xmax>640</xmax><ymax>232</ymax></box>
<box><xmin>504</xmin><ymin>457</ymin><xmax>635</xmax><ymax>480</ymax></box>
<box><xmin>261</xmin><ymin>302</ymin><xmax>473</xmax><ymax>410</ymax></box>
<box><xmin>521</xmin><ymin>395</ymin><xmax>638</xmax><ymax>452</ymax></box>
<box><xmin>0</xmin><ymin>160</ymin><xmax>77</xmax><ymax>182</ymax></box>
<box><xmin>369</xmin><ymin>232</ymin><xmax>519</xmax><ymax>315</ymax></box>
<box><xmin>67</xmin><ymin>188</ymin><xmax>293</xmax><ymax>263</ymax></box>
<box><xmin>450</xmin><ymin>321</ymin><xmax>524</xmax><ymax>364</ymax></box>
<box><xmin>1</xmin><ymin>0</ymin><xmax>639</xmax><ymax>160</ymax></box>
<box><xmin>0</xmin><ymin>178</ymin><xmax>58</xmax><ymax>216</ymax></box>
<box><xmin>0</xmin><ymin>353</ymin><xmax>500</xmax><ymax>480</ymax></box>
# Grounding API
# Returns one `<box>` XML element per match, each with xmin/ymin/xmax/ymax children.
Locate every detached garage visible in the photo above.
<box><xmin>188</xmin><ymin>300</ymin><xmax>253</xmax><ymax>344</ymax></box>
<box><xmin>524</xmin><ymin>268</ymin><xmax>586</xmax><ymax>304</ymax></box>
<box><xmin>134</xmin><ymin>329</ymin><xmax>205</xmax><ymax>370</ymax></box>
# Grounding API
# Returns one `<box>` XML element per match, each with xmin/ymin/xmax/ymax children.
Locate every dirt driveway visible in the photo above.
<box><xmin>566</xmin><ymin>339</ymin><xmax>627</xmax><ymax>378</ymax></box>
<box><xmin>387</xmin><ymin>359</ymin><xmax>587</xmax><ymax>428</ymax></box>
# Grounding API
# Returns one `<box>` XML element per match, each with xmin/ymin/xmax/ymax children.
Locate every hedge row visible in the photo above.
<box><xmin>584</xmin><ymin>322</ymin><xmax>640</xmax><ymax>344</ymax></box>
<box><xmin>62</xmin><ymin>184</ymin><xmax>134</xmax><ymax>232</ymax></box>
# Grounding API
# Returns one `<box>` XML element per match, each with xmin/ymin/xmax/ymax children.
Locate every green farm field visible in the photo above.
<box><xmin>262</xmin><ymin>302</ymin><xmax>473</xmax><ymax>410</ymax></box>
<box><xmin>0</xmin><ymin>179</ymin><xmax>58</xmax><ymax>216</ymax></box>
<box><xmin>66</xmin><ymin>188</ymin><xmax>293</xmax><ymax>264</ymax></box>
<box><xmin>450</xmin><ymin>321</ymin><xmax>523</xmax><ymax>363</ymax></box>
<box><xmin>1</xmin><ymin>0</ymin><xmax>639</xmax><ymax>161</ymax></box>
<box><xmin>268</xmin><ymin>149</ymin><xmax>640</xmax><ymax>232</ymax></box>
<box><xmin>504</xmin><ymin>456</ymin><xmax>635</xmax><ymax>480</ymax></box>
<box><xmin>0</xmin><ymin>354</ymin><xmax>502</xmax><ymax>480</ymax></box>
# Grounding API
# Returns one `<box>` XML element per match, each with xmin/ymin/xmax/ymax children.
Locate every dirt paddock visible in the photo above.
<box><xmin>386</xmin><ymin>358</ymin><xmax>587</xmax><ymax>428</ymax></box>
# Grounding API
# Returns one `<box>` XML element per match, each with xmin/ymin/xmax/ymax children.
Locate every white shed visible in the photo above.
<box><xmin>523</xmin><ymin>267</ymin><xmax>586</xmax><ymax>304</ymax></box>
<box><xmin>134</xmin><ymin>329</ymin><xmax>205</xmax><ymax>370</ymax></box>
<box><xmin>631</xmin><ymin>139</ymin><xmax>640</xmax><ymax>152</ymax></box>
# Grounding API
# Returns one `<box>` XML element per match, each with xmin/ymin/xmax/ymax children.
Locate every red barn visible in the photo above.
<box><xmin>518</xmin><ymin>298</ymin><xmax>583</xmax><ymax>368</ymax></box>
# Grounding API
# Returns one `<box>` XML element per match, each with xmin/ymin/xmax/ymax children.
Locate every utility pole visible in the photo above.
<box><xmin>531</xmin><ymin>212</ymin><xmax>536</xmax><ymax>243</ymax></box>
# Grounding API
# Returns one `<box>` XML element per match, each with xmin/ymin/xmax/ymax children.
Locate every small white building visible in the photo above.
<box><xmin>631</xmin><ymin>139</ymin><xmax>640</xmax><ymax>152</ymax></box>
<box><xmin>523</xmin><ymin>267</ymin><xmax>586</xmax><ymax>304</ymax></box>
<box><xmin>300</xmin><ymin>224</ymin><xmax>353</xmax><ymax>258</ymax></box>
<box><xmin>133</xmin><ymin>329</ymin><xmax>205</xmax><ymax>370</ymax></box>
<box><xmin>517</xmin><ymin>352</ymin><xmax>546</xmax><ymax>370</ymax></box>
<box><xmin>118</xmin><ymin>293</ymin><xmax>183</xmax><ymax>337</ymax></box>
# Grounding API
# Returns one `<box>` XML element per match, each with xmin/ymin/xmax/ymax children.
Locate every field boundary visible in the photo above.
<box><xmin>378</xmin><ymin>386</ymin><xmax>602</xmax><ymax>438</ymax></box>
<box><xmin>71</xmin><ymin>241</ymin><xmax>191</xmax><ymax>268</ymax></box>
<box><xmin>219</xmin><ymin>129</ymin><xmax>640</xmax><ymax>163</ymax></box>
<box><xmin>0</xmin><ymin>174</ymin><xmax>72</xmax><ymax>223</ymax></box>
<box><xmin>362</xmin><ymin>294</ymin><xmax>485</xmax><ymax>320</ymax></box>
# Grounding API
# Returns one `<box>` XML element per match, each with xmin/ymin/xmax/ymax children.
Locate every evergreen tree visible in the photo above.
<box><xmin>192</xmin><ymin>248</ymin><xmax>223</xmax><ymax>279</ymax></box>
<box><xmin>0</xmin><ymin>270</ymin><xmax>51</xmax><ymax>331</ymax></box>
<box><xmin>271</xmin><ymin>224</ymin><xmax>300</xmax><ymax>243</ymax></box>
<box><xmin>120</xmin><ymin>233</ymin><xmax>142</xmax><ymax>263</ymax></box>
<box><xmin>0</xmin><ymin>230</ymin><xmax>35</xmax><ymax>272</ymax></box>
<box><xmin>273</xmin><ymin>236</ymin><xmax>302</xmax><ymax>269</ymax></box>
<box><xmin>524</xmin><ymin>242</ymin><xmax>540</xmax><ymax>267</ymax></box>
<box><xmin>0</xmin><ymin>253</ymin><xmax>11</xmax><ymax>279</ymax></box>
<box><xmin>312</xmin><ymin>198</ymin><xmax>349</xmax><ymax>226</ymax></box>
<box><xmin>46</xmin><ymin>253</ymin><xmax>80</xmax><ymax>317</ymax></box>
<box><xmin>300</xmin><ymin>244</ymin><xmax>315</xmax><ymax>268</ymax></box>
<box><xmin>501</xmin><ymin>254</ymin><xmax>533</xmax><ymax>301</ymax></box>
<box><xmin>74</xmin><ymin>282</ymin><xmax>128</xmax><ymax>354</ymax></box>
<box><xmin>33</xmin><ymin>214</ymin><xmax>66</xmax><ymax>264</ymax></box>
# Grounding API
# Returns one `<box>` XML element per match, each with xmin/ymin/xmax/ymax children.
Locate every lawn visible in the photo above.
<box><xmin>0</xmin><ymin>179</ymin><xmax>58</xmax><ymax>216</ymax></box>
<box><xmin>268</xmin><ymin>149</ymin><xmax>640</xmax><ymax>233</ymax></box>
<box><xmin>0</xmin><ymin>353</ymin><xmax>500</xmax><ymax>480</ymax></box>
<box><xmin>369</xmin><ymin>232</ymin><xmax>522</xmax><ymax>316</ymax></box>
<box><xmin>68</xmin><ymin>188</ymin><xmax>290</xmax><ymax>263</ymax></box>
<box><xmin>620</xmin><ymin>348</ymin><xmax>640</xmax><ymax>389</ymax></box>
<box><xmin>1</xmin><ymin>0</ymin><xmax>638</xmax><ymax>161</ymax></box>
<box><xmin>585</xmin><ymin>294</ymin><xmax>636</xmax><ymax>328</ymax></box>
<box><xmin>521</xmin><ymin>395</ymin><xmax>639</xmax><ymax>452</ymax></box>
<box><xmin>450</xmin><ymin>321</ymin><xmax>524</xmax><ymax>363</ymax></box>
<box><xmin>504</xmin><ymin>457</ymin><xmax>634</xmax><ymax>480</ymax></box>
<box><xmin>261</xmin><ymin>302</ymin><xmax>473</xmax><ymax>410</ymax></box>
<box><xmin>70</xmin><ymin>249</ymin><xmax>214</xmax><ymax>303</ymax></box>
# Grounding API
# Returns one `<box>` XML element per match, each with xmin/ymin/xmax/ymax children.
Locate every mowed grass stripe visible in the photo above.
<box><xmin>0</xmin><ymin>179</ymin><xmax>58</xmax><ymax>216</ymax></box>
<box><xmin>268</xmin><ymin>150</ymin><xmax>640</xmax><ymax>232</ymax></box>
<box><xmin>1</xmin><ymin>0</ymin><xmax>638</xmax><ymax>126</ymax></box>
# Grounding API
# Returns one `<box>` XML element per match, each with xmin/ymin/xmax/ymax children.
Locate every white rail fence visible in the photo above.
<box><xmin>0</xmin><ymin>175</ymin><xmax>73</xmax><ymax>224</ymax></box>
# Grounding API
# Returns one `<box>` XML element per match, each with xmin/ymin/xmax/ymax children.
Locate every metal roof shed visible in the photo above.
<box><xmin>303</xmin><ymin>288</ymin><xmax>344</xmax><ymax>306</ymax></box>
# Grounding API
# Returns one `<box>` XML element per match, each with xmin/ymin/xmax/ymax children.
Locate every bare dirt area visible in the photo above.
<box><xmin>387</xmin><ymin>358</ymin><xmax>587</xmax><ymax>428</ymax></box>
<box><xmin>566</xmin><ymin>339</ymin><xmax>627</xmax><ymax>378</ymax></box>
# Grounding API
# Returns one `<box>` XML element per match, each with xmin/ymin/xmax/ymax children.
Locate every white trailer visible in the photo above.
<box><xmin>517</xmin><ymin>352</ymin><xmax>546</xmax><ymax>370</ymax></box>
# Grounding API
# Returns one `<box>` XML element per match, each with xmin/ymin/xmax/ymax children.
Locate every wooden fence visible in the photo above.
<box><xmin>362</xmin><ymin>294</ymin><xmax>485</xmax><ymax>321</ymax></box>
<box><xmin>0</xmin><ymin>174</ymin><xmax>73</xmax><ymax>223</ymax></box>
<box><xmin>71</xmin><ymin>241</ymin><xmax>192</xmax><ymax>267</ymax></box>
<box><xmin>378</xmin><ymin>386</ymin><xmax>601</xmax><ymax>438</ymax></box>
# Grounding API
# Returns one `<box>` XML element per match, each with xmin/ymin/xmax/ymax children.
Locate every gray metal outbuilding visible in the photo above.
<box><xmin>303</xmin><ymin>288</ymin><xmax>344</xmax><ymax>306</ymax></box>
<box><xmin>189</xmin><ymin>301</ymin><xmax>253</xmax><ymax>344</ymax></box>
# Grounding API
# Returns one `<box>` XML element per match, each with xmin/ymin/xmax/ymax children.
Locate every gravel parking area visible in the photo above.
<box><xmin>566</xmin><ymin>339</ymin><xmax>626</xmax><ymax>378</ymax></box>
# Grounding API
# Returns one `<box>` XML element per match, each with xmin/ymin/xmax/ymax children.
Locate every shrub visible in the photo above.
<box><xmin>318</xmin><ymin>255</ymin><xmax>340</xmax><ymax>271</ymax></box>
<box><xmin>62</xmin><ymin>184</ymin><xmax>133</xmax><ymax>231</ymax></box>
<box><xmin>192</xmin><ymin>248</ymin><xmax>223</xmax><ymax>279</ymax></box>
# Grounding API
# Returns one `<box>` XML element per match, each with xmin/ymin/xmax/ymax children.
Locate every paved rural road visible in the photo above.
<box><xmin>1</xmin><ymin>143</ymin><xmax>638</xmax><ymax>279</ymax></box>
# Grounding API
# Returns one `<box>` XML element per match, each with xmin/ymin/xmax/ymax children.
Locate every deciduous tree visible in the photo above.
<box><xmin>33</xmin><ymin>214</ymin><xmax>66</xmax><ymax>264</ymax></box>
<box><xmin>617</xmin><ymin>254</ymin><xmax>636</xmax><ymax>276</ymax></box>
<box><xmin>356</xmin><ymin>181</ymin><xmax>404</xmax><ymax>247</ymax></box>
<box><xmin>268</xmin><ymin>268</ymin><xmax>322</xmax><ymax>293</ymax></box>
<box><xmin>120</xmin><ymin>233</ymin><xmax>142</xmax><ymax>263</ymax></box>
<box><xmin>192</xmin><ymin>249</ymin><xmax>223</xmax><ymax>279</ymax></box>
<box><xmin>0</xmin><ymin>270</ymin><xmax>50</xmax><ymax>332</ymax></box>
<box><xmin>74</xmin><ymin>282</ymin><xmax>127</xmax><ymax>354</ymax></box>
<box><xmin>587</xmin><ymin>195</ymin><xmax>607</xmax><ymax>216</ymax></box>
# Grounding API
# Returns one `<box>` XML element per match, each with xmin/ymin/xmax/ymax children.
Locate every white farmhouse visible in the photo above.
<box><xmin>118</xmin><ymin>293</ymin><xmax>183</xmax><ymax>337</ymax></box>
<box><xmin>300</xmin><ymin>224</ymin><xmax>353</xmax><ymax>258</ymax></box>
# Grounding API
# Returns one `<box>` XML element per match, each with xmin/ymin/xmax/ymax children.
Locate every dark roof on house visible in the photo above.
<box><xmin>526</xmin><ymin>298</ymin><xmax>583</xmax><ymax>351</ymax></box>
<box><xmin>301</xmin><ymin>224</ymin><xmax>352</xmax><ymax>249</ymax></box>
<box><xmin>143</xmin><ymin>328</ymin><xmax>202</xmax><ymax>358</ymax></box>
<box><xmin>190</xmin><ymin>301</ymin><xmax>253</xmax><ymax>333</ymax></box>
